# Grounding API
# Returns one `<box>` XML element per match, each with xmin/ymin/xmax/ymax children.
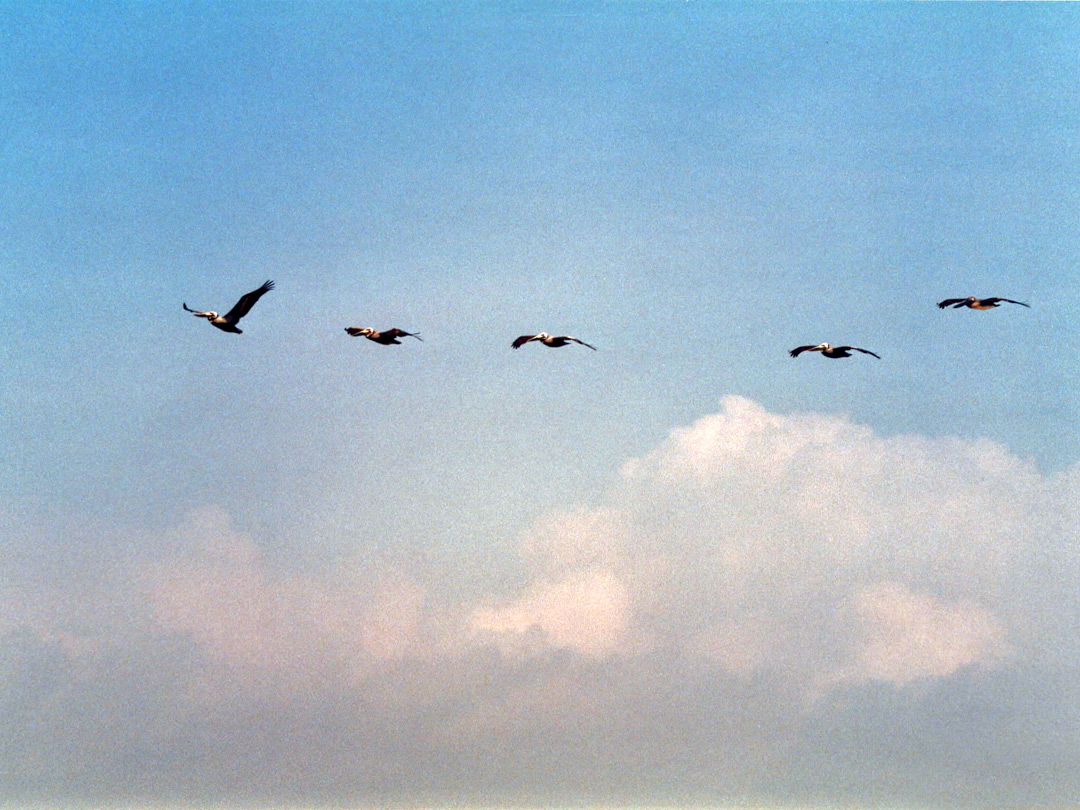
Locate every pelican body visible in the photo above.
<box><xmin>345</xmin><ymin>327</ymin><xmax>423</xmax><ymax>344</ymax></box>
<box><xmin>183</xmin><ymin>280</ymin><xmax>274</xmax><ymax>334</ymax></box>
<box><xmin>511</xmin><ymin>332</ymin><xmax>596</xmax><ymax>350</ymax></box>
<box><xmin>937</xmin><ymin>296</ymin><xmax>1029</xmax><ymax>310</ymax></box>
<box><xmin>789</xmin><ymin>342</ymin><xmax>880</xmax><ymax>360</ymax></box>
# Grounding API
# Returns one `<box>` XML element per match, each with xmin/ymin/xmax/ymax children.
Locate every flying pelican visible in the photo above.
<box><xmin>183</xmin><ymin>280</ymin><xmax>274</xmax><ymax>334</ymax></box>
<box><xmin>789</xmin><ymin>343</ymin><xmax>880</xmax><ymax>360</ymax></box>
<box><xmin>511</xmin><ymin>332</ymin><xmax>597</xmax><ymax>351</ymax></box>
<box><xmin>937</xmin><ymin>296</ymin><xmax>1030</xmax><ymax>310</ymax></box>
<box><xmin>345</xmin><ymin>327</ymin><xmax>423</xmax><ymax>344</ymax></box>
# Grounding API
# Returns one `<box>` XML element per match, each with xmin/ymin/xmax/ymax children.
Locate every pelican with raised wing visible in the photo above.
<box><xmin>511</xmin><ymin>332</ymin><xmax>596</xmax><ymax>351</ymax></box>
<box><xmin>937</xmin><ymin>296</ymin><xmax>1030</xmax><ymax>310</ymax></box>
<box><xmin>789</xmin><ymin>343</ymin><xmax>880</xmax><ymax>360</ymax></box>
<box><xmin>183</xmin><ymin>280</ymin><xmax>275</xmax><ymax>334</ymax></box>
<box><xmin>345</xmin><ymin>327</ymin><xmax>423</xmax><ymax>344</ymax></box>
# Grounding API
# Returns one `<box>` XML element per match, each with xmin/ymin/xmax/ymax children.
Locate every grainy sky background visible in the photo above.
<box><xmin>2</xmin><ymin>3</ymin><xmax>1079</xmax><ymax>809</ymax></box>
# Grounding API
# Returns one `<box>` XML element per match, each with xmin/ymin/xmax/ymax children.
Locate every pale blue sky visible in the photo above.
<box><xmin>2</xmin><ymin>4</ymin><xmax>1079</xmax><ymax>808</ymax></box>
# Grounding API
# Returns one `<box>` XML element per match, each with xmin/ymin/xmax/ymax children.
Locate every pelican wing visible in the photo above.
<box><xmin>839</xmin><ymin>346</ymin><xmax>881</xmax><ymax>359</ymax></box>
<box><xmin>182</xmin><ymin>302</ymin><xmax>210</xmax><ymax>317</ymax></box>
<box><xmin>985</xmin><ymin>297</ymin><xmax>1030</xmax><ymax>308</ymax></box>
<box><xmin>386</xmin><ymin>328</ymin><xmax>423</xmax><ymax>341</ymax></box>
<box><xmin>937</xmin><ymin>298</ymin><xmax>968</xmax><ymax>309</ymax></box>
<box><xmin>564</xmin><ymin>336</ymin><xmax>597</xmax><ymax>350</ymax></box>
<box><xmin>511</xmin><ymin>334</ymin><xmax>540</xmax><ymax>349</ymax></box>
<box><xmin>223</xmin><ymin>280</ymin><xmax>275</xmax><ymax>325</ymax></box>
<box><xmin>789</xmin><ymin>345</ymin><xmax>817</xmax><ymax>357</ymax></box>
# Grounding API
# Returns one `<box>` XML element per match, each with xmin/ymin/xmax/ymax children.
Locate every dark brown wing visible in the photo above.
<box><xmin>937</xmin><ymin>298</ymin><xmax>967</xmax><ymax>309</ymax></box>
<box><xmin>223</xmin><ymin>280</ymin><xmax>275</xmax><ymax>324</ymax></box>
<box><xmin>385</xmin><ymin>328</ymin><xmax>423</xmax><ymax>341</ymax></box>
<box><xmin>512</xmin><ymin>334</ymin><xmax>539</xmax><ymax>349</ymax></box>
<box><xmin>985</xmin><ymin>298</ymin><xmax>1030</xmax><ymax>308</ymax></box>
<box><xmin>566</xmin><ymin>336</ymin><xmax>597</xmax><ymax>350</ymax></box>
<box><xmin>838</xmin><ymin>346</ymin><xmax>881</xmax><ymax>359</ymax></box>
<box><xmin>789</xmin><ymin>345</ymin><xmax>815</xmax><ymax>357</ymax></box>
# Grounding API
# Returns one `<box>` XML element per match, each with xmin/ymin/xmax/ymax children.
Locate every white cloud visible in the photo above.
<box><xmin>481</xmin><ymin>396</ymin><xmax>1073</xmax><ymax>694</ymax></box>
<box><xmin>4</xmin><ymin>398</ymin><xmax>1078</xmax><ymax>806</ymax></box>
<box><xmin>16</xmin><ymin>398</ymin><xmax>1072</xmax><ymax>702</ymax></box>
<box><xmin>839</xmin><ymin>581</ymin><xmax>1009</xmax><ymax>686</ymax></box>
<box><xmin>145</xmin><ymin>507</ymin><xmax>430</xmax><ymax>690</ymax></box>
<box><xmin>470</xmin><ymin>567</ymin><xmax>632</xmax><ymax>656</ymax></box>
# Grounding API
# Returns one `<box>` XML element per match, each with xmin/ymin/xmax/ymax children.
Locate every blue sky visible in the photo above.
<box><xmin>2</xmin><ymin>4</ymin><xmax>1079</xmax><ymax>809</ymax></box>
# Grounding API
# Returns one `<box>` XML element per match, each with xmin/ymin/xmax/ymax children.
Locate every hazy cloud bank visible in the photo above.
<box><xmin>3</xmin><ymin>397</ymin><xmax>1078</xmax><ymax>807</ymax></box>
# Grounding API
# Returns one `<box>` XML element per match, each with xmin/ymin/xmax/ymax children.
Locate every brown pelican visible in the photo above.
<box><xmin>183</xmin><ymin>280</ymin><xmax>274</xmax><ymax>334</ymax></box>
<box><xmin>937</xmin><ymin>296</ymin><xmax>1030</xmax><ymax>310</ymax></box>
<box><xmin>789</xmin><ymin>343</ymin><xmax>880</xmax><ymax>359</ymax></box>
<box><xmin>511</xmin><ymin>332</ymin><xmax>596</xmax><ymax>351</ymax></box>
<box><xmin>345</xmin><ymin>327</ymin><xmax>422</xmax><ymax>344</ymax></box>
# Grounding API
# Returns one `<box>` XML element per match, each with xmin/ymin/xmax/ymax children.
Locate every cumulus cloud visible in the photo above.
<box><xmin>470</xmin><ymin>566</ymin><xmax>632</xmax><ymax>656</ymax></box>
<box><xmin>145</xmin><ymin>506</ymin><xmax>431</xmax><ymax>690</ymax></box>
<box><xmin>477</xmin><ymin>396</ymin><xmax>1073</xmax><ymax>695</ymax></box>
<box><xmin>839</xmin><ymin>581</ymin><xmax>1009</xmax><ymax>686</ymax></box>
<box><xmin>3</xmin><ymin>397</ymin><xmax>1079</xmax><ymax>806</ymax></box>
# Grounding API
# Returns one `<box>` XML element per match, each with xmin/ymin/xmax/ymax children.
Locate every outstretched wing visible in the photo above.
<box><xmin>937</xmin><ymin>298</ymin><xmax>967</xmax><ymax>309</ymax></box>
<box><xmin>223</xmin><ymin>280</ymin><xmax>275</xmax><ymax>325</ymax></box>
<box><xmin>565</xmin><ymin>336</ymin><xmax>597</xmax><ymax>351</ymax></box>
<box><xmin>512</xmin><ymin>334</ymin><xmax>539</xmax><ymax>349</ymax></box>
<box><xmin>386</xmin><ymin>328</ymin><xmax>423</xmax><ymax>341</ymax></box>
<box><xmin>985</xmin><ymin>297</ymin><xmax>1030</xmax><ymax>308</ymax></box>
<box><xmin>182</xmin><ymin>302</ymin><xmax>209</xmax><ymax>317</ymax></box>
<box><xmin>839</xmin><ymin>346</ymin><xmax>881</xmax><ymax>359</ymax></box>
<box><xmin>789</xmin><ymin>345</ymin><xmax>815</xmax><ymax>357</ymax></box>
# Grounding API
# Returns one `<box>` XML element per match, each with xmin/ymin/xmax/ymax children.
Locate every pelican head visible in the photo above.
<box><xmin>814</xmin><ymin>343</ymin><xmax>830</xmax><ymax>351</ymax></box>
<box><xmin>203</xmin><ymin>311</ymin><xmax>218</xmax><ymax>320</ymax></box>
<box><xmin>535</xmin><ymin>332</ymin><xmax>550</xmax><ymax>340</ymax></box>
